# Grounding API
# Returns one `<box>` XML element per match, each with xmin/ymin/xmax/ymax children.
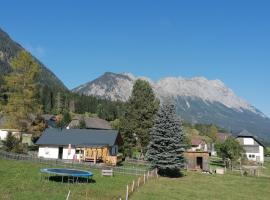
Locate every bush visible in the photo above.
<box><xmin>2</xmin><ymin>132</ymin><xmax>27</xmax><ymax>154</ymax></box>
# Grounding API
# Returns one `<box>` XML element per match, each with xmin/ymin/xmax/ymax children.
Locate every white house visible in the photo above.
<box><xmin>36</xmin><ymin>128</ymin><xmax>122</xmax><ymax>165</ymax></box>
<box><xmin>236</xmin><ymin>130</ymin><xmax>265</xmax><ymax>163</ymax></box>
<box><xmin>189</xmin><ymin>138</ymin><xmax>208</xmax><ymax>152</ymax></box>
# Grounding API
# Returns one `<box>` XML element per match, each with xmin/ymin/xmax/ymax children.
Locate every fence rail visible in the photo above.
<box><xmin>0</xmin><ymin>150</ymin><xmax>148</xmax><ymax>176</ymax></box>
<box><xmin>125</xmin><ymin>158</ymin><xmax>150</xmax><ymax>166</ymax></box>
<box><xmin>121</xmin><ymin>168</ymin><xmax>158</xmax><ymax>200</ymax></box>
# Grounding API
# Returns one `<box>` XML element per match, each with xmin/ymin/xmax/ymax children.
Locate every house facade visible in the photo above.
<box><xmin>184</xmin><ymin>151</ymin><xmax>210</xmax><ymax>171</ymax></box>
<box><xmin>36</xmin><ymin>128</ymin><xmax>122</xmax><ymax>165</ymax></box>
<box><xmin>236</xmin><ymin>130</ymin><xmax>264</xmax><ymax>163</ymax></box>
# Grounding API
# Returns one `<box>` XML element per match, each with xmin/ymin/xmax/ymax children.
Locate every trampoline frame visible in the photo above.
<box><xmin>40</xmin><ymin>168</ymin><xmax>93</xmax><ymax>184</ymax></box>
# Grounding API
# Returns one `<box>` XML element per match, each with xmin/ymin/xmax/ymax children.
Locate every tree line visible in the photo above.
<box><xmin>0</xmin><ymin>51</ymin><xmax>124</xmax><ymax>124</ymax></box>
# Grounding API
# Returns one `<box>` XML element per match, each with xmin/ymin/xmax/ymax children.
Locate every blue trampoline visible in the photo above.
<box><xmin>40</xmin><ymin>168</ymin><xmax>93</xmax><ymax>183</ymax></box>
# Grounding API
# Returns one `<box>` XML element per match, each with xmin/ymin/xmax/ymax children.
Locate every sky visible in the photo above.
<box><xmin>0</xmin><ymin>0</ymin><xmax>270</xmax><ymax>116</ymax></box>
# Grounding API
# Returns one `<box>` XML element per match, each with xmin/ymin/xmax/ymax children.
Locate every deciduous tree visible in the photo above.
<box><xmin>216</xmin><ymin>137</ymin><xmax>245</xmax><ymax>168</ymax></box>
<box><xmin>3</xmin><ymin>51</ymin><xmax>42</xmax><ymax>132</ymax></box>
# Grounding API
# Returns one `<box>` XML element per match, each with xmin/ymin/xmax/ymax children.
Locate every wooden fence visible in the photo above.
<box><xmin>0</xmin><ymin>150</ymin><xmax>148</xmax><ymax>176</ymax></box>
<box><xmin>120</xmin><ymin>168</ymin><xmax>158</xmax><ymax>200</ymax></box>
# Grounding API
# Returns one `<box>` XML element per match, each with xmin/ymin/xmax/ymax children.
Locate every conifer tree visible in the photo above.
<box><xmin>55</xmin><ymin>92</ymin><xmax>63</xmax><ymax>114</ymax></box>
<box><xmin>3</xmin><ymin>51</ymin><xmax>42</xmax><ymax>132</ymax></box>
<box><xmin>120</xmin><ymin>79</ymin><xmax>159</xmax><ymax>157</ymax></box>
<box><xmin>2</xmin><ymin>132</ymin><xmax>18</xmax><ymax>152</ymax></box>
<box><xmin>146</xmin><ymin>101</ymin><xmax>187</xmax><ymax>177</ymax></box>
<box><xmin>78</xmin><ymin>116</ymin><xmax>86</xmax><ymax>129</ymax></box>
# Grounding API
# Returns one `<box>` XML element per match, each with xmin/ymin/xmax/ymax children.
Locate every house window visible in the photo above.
<box><xmin>249</xmin><ymin>154</ymin><xmax>255</xmax><ymax>158</ymax></box>
<box><xmin>45</xmin><ymin>147</ymin><xmax>49</xmax><ymax>154</ymax></box>
<box><xmin>110</xmin><ymin>146</ymin><xmax>118</xmax><ymax>156</ymax></box>
<box><xmin>75</xmin><ymin>149</ymin><xmax>84</xmax><ymax>154</ymax></box>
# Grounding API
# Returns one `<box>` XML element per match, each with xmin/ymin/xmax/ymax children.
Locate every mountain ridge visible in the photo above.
<box><xmin>73</xmin><ymin>72</ymin><xmax>270</xmax><ymax>141</ymax></box>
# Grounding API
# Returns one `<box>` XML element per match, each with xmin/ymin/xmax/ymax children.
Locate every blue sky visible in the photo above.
<box><xmin>0</xmin><ymin>0</ymin><xmax>270</xmax><ymax>116</ymax></box>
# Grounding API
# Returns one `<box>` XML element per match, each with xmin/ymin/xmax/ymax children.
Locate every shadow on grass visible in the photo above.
<box><xmin>210</xmin><ymin>160</ymin><xmax>225</xmax><ymax>167</ymax></box>
<box><xmin>158</xmin><ymin>168</ymin><xmax>185</xmax><ymax>178</ymax></box>
<box><xmin>45</xmin><ymin>176</ymin><xmax>96</xmax><ymax>184</ymax></box>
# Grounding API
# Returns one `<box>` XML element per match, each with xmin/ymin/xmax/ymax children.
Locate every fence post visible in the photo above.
<box><xmin>126</xmin><ymin>184</ymin><xmax>129</xmax><ymax>200</ymax></box>
<box><xmin>131</xmin><ymin>180</ymin><xmax>135</xmax><ymax>192</ymax></box>
<box><xmin>66</xmin><ymin>190</ymin><xmax>71</xmax><ymax>200</ymax></box>
<box><xmin>137</xmin><ymin>177</ymin><xmax>140</xmax><ymax>187</ymax></box>
<box><xmin>143</xmin><ymin>174</ymin><xmax>146</xmax><ymax>184</ymax></box>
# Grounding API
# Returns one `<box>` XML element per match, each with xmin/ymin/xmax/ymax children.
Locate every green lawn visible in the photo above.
<box><xmin>0</xmin><ymin>158</ymin><xmax>134</xmax><ymax>200</ymax></box>
<box><xmin>1</xmin><ymin>158</ymin><xmax>270</xmax><ymax>200</ymax></box>
<box><xmin>131</xmin><ymin>171</ymin><xmax>270</xmax><ymax>200</ymax></box>
<box><xmin>262</xmin><ymin>161</ymin><xmax>270</xmax><ymax>176</ymax></box>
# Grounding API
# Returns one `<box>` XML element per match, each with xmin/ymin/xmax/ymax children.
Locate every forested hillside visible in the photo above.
<box><xmin>0</xmin><ymin>28</ymin><xmax>124</xmax><ymax>121</ymax></box>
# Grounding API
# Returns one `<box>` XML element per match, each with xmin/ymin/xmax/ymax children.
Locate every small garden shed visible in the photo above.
<box><xmin>184</xmin><ymin>151</ymin><xmax>210</xmax><ymax>171</ymax></box>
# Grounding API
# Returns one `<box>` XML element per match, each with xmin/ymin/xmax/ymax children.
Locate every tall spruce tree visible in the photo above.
<box><xmin>55</xmin><ymin>92</ymin><xmax>63</xmax><ymax>114</ymax></box>
<box><xmin>3</xmin><ymin>51</ymin><xmax>42</xmax><ymax>132</ymax></box>
<box><xmin>146</xmin><ymin>101</ymin><xmax>187</xmax><ymax>177</ymax></box>
<box><xmin>120</xmin><ymin>79</ymin><xmax>159</xmax><ymax>157</ymax></box>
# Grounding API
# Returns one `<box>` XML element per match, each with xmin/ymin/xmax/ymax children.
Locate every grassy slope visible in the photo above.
<box><xmin>131</xmin><ymin>169</ymin><xmax>270</xmax><ymax>200</ymax></box>
<box><xmin>0</xmin><ymin>159</ymin><xmax>134</xmax><ymax>200</ymax></box>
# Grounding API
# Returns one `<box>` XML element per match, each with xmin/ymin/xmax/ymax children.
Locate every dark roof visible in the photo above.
<box><xmin>68</xmin><ymin>117</ymin><xmax>111</xmax><ymax>130</ymax></box>
<box><xmin>36</xmin><ymin>128</ymin><xmax>119</xmax><ymax>147</ymax></box>
<box><xmin>236</xmin><ymin>130</ymin><xmax>265</xmax><ymax>147</ymax></box>
<box><xmin>237</xmin><ymin>130</ymin><xmax>255</xmax><ymax>137</ymax></box>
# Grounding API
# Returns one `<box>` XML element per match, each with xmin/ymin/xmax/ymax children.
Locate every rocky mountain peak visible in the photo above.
<box><xmin>72</xmin><ymin>72</ymin><xmax>270</xmax><ymax>141</ymax></box>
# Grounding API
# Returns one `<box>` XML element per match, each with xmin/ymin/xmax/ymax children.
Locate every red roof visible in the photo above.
<box><xmin>191</xmin><ymin>138</ymin><xmax>204</xmax><ymax>146</ymax></box>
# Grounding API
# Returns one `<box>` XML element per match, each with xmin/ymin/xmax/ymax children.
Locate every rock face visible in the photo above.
<box><xmin>73</xmin><ymin>72</ymin><xmax>134</xmax><ymax>101</ymax></box>
<box><xmin>73</xmin><ymin>72</ymin><xmax>270</xmax><ymax>142</ymax></box>
<box><xmin>0</xmin><ymin>28</ymin><xmax>67</xmax><ymax>91</ymax></box>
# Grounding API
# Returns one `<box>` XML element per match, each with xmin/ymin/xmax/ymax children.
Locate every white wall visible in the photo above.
<box><xmin>246</xmin><ymin>153</ymin><xmax>260</xmax><ymax>162</ymax></box>
<box><xmin>259</xmin><ymin>146</ymin><xmax>264</xmax><ymax>163</ymax></box>
<box><xmin>245</xmin><ymin>145</ymin><xmax>264</xmax><ymax>163</ymax></box>
<box><xmin>243</xmin><ymin>138</ymin><xmax>254</xmax><ymax>145</ymax></box>
<box><xmin>0</xmin><ymin>130</ymin><xmax>8</xmax><ymax>140</ymax></box>
<box><xmin>62</xmin><ymin>148</ymin><xmax>76</xmax><ymax>160</ymax></box>
<box><xmin>0</xmin><ymin>129</ymin><xmax>20</xmax><ymax>140</ymax></box>
<box><xmin>189</xmin><ymin>143</ymin><xmax>207</xmax><ymax>152</ymax></box>
<box><xmin>38</xmin><ymin>147</ymin><xmax>59</xmax><ymax>159</ymax></box>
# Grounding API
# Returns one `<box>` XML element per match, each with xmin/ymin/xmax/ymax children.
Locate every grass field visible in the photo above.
<box><xmin>261</xmin><ymin>161</ymin><xmax>270</xmax><ymax>176</ymax></box>
<box><xmin>1</xmin><ymin>158</ymin><xmax>270</xmax><ymax>200</ymax></box>
<box><xmin>0</xmin><ymin>158</ymin><xmax>134</xmax><ymax>200</ymax></box>
<box><xmin>131</xmin><ymin>164</ymin><xmax>270</xmax><ymax>200</ymax></box>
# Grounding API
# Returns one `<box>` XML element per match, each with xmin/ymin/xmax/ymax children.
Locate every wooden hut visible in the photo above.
<box><xmin>184</xmin><ymin>151</ymin><xmax>210</xmax><ymax>171</ymax></box>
